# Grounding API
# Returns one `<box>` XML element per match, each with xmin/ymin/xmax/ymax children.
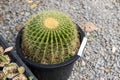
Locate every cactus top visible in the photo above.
<box><xmin>44</xmin><ymin>18</ymin><xmax>59</xmax><ymax>29</ymax></box>
<box><xmin>22</xmin><ymin>11</ymin><xmax>80</xmax><ymax>64</ymax></box>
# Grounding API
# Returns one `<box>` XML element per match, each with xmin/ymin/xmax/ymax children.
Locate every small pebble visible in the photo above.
<box><xmin>112</xmin><ymin>46</ymin><xmax>116</xmax><ymax>53</ymax></box>
<box><xmin>81</xmin><ymin>60</ymin><xmax>86</xmax><ymax>66</ymax></box>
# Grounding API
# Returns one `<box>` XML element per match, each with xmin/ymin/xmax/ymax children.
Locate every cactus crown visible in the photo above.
<box><xmin>22</xmin><ymin>11</ymin><xmax>80</xmax><ymax>64</ymax></box>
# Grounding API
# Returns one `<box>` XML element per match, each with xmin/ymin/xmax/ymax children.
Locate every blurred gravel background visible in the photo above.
<box><xmin>0</xmin><ymin>0</ymin><xmax>120</xmax><ymax>80</ymax></box>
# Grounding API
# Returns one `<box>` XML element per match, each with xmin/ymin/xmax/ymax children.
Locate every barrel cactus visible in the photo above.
<box><xmin>22</xmin><ymin>11</ymin><xmax>80</xmax><ymax>64</ymax></box>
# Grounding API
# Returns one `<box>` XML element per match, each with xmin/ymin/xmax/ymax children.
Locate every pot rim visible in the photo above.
<box><xmin>15</xmin><ymin>24</ymin><xmax>85</xmax><ymax>69</ymax></box>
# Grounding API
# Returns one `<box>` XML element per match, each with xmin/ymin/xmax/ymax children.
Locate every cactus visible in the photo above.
<box><xmin>22</xmin><ymin>11</ymin><xmax>80</xmax><ymax>64</ymax></box>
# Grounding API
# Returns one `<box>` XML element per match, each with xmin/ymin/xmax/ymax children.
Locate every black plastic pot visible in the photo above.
<box><xmin>0</xmin><ymin>35</ymin><xmax>38</xmax><ymax>80</ymax></box>
<box><xmin>16</xmin><ymin>25</ymin><xmax>85</xmax><ymax>80</ymax></box>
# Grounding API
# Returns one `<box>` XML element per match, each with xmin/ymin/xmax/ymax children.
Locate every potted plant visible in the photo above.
<box><xmin>16</xmin><ymin>11</ymin><xmax>87</xmax><ymax>80</ymax></box>
<box><xmin>0</xmin><ymin>35</ymin><xmax>38</xmax><ymax>80</ymax></box>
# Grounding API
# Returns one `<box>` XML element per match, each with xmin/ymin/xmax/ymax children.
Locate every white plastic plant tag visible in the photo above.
<box><xmin>77</xmin><ymin>37</ymin><xmax>87</xmax><ymax>56</ymax></box>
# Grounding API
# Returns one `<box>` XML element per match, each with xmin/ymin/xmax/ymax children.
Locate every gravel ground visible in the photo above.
<box><xmin>0</xmin><ymin>0</ymin><xmax>120</xmax><ymax>80</ymax></box>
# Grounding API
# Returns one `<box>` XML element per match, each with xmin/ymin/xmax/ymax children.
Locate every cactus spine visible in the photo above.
<box><xmin>22</xmin><ymin>11</ymin><xmax>80</xmax><ymax>64</ymax></box>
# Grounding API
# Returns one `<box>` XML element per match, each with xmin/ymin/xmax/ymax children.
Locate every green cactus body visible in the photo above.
<box><xmin>22</xmin><ymin>11</ymin><xmax>80</xmax><ymax>64</ymax></box>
